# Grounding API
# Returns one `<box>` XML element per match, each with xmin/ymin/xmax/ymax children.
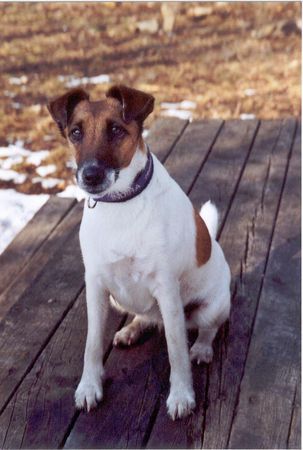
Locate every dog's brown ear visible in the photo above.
<box><xmin>47</xmin><ymin>88</ymin><xmax>89</xmax><ymax>137</ymax></box>
<box><xmin>106</xmin><ymin>85</ymin><xmax>154</xmax><ymax>124</ymax></box>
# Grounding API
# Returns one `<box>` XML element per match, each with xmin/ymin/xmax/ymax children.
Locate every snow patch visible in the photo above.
<box><xmin>161</xmin><ymin>109</ymin><xmax>193</xmax><ymax>120</ymax></box>
<box><xmin>0</xmin><ymin>141</ymin><xmax>30</xmax><ymax>158</ymax></box>
<box><xmin>160</xmin><ymin>100</ymin><xmax>196</xmax><ymax>120</ymax></box>
<box><xmin>244</xmin><ymin>88</ymin><xmax>256</xmax><ymax>96</ymax></box>
<box><xmin>0</xmin><ymin>155</ymin><xmax>23</xmax><ymax>170</ymax></box>
<box><xmin>9</xmin><ymin>75</ymin><xmax>28</xmax><ymax>85</ymax></box>
<box><xmin>26</xmin><ymin>150</ymin><xmax>50</xmax><ymax>166</ymax></box>
<box><xmin>4</xmin><ymin>90</ymin><xmax>15</xmax><ymax>98</ymax></box>
<box><xmin>0</xmin><ymin>169</ymin><xmax>26</xmax><ymax>184</ymax></box>
<box><xmin>12</xmin><ymin>102</ymin><xmax>22</xmax><ymax>110</ymax></box>
<box><xmin>65</xmin><ymin>159</ymin><xmax>77</xmax><ymax>169</ymax></box>
<box><xmin>0</xmin><ymin>142</ymin><xmax>53</xmax><ymax>187</ymax></box>
<box><xmin>36</xmin><ymin>164</ymin><xmax>56</xmax><ymax>177</ymax></box>
<box><xmin>59</xmin><ymin>74</ymin><xmax>111</xmax><ymax>88</ymax></box>
<box><xmin>57</xmin><ymin>183</ymin><xmax>86</xmax><ymax>201</ymax></box>
<box><xmin>240</xmin><ymin>113</ymin><xmax>256</xmax><ymax>120</ymax></box>
<box><xmin>32</xmin><ymin>177</ymin><xmax>62</xmax><ymax>189</ymax></box>
<box><xmin>161</xmin><ymin>100</ymin><xmax>197</xmax><ymax>110</ymax></box>
<box><xmin>0</xmin><ymin>189</ymin><xmax>49</xmax><ymax>255</ymax></box>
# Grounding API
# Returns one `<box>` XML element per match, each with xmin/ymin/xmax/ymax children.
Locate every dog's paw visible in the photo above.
<box><xmin>75</xmin><ymin>378</ymin><xmax>103</xmax><ymax>412</ymax></box>
<box><xmin>190</xmin><ymin>342</ymin><xmax>213</xmax><ymax>364</ymax></box>
<box><xmin>113</xmin><ymin>325</ymin><xmax>141</xmax><ymax>347</ymax></box>
<box><xmin>166</xmin><ymin>388</ymin><xmax>196</xmax><ymax>420</ymax></box>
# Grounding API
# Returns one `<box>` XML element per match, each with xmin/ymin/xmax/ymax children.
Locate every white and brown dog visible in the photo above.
<box><xmin>48</xmin><ymin>85</ymin><xmax>231</xmax><ymax>420</ymax></box>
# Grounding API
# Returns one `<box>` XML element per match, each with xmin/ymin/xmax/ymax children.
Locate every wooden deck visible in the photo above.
<box><xmin>0</xmin><ymin>118</ymin><xmax>300</xmax><ymax>449</ymax></box>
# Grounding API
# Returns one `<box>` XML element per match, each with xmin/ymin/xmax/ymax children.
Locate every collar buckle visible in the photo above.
<box><xmin>87</xmin><ymin>197</ymin><xmax>97</xmax><ymax>209</ymax></box>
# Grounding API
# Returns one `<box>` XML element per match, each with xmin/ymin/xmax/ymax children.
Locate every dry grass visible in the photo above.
<box><xmin>0</xmin><ymin>2</ymin><xmax>300</xmax><ymax>194</ymax></box>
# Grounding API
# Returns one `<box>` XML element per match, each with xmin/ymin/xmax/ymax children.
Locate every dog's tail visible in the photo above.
<box><xmin>199</xmin><ymin>200</ymin><xmax>219</xmax><ymax>240</ymax></box>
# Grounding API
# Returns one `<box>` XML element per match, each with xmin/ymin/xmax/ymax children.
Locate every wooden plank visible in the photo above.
<box><xmin>164</xmin><ymin>119</ymin><xmax>223</xmax><ymax>193</ymax></box>
<box><xmin>0</xmin><ymin>202</ymin><xmax>85</xmax><ymax>414</ymax></box>
<box><xmin>0</xmin><ymin>117</ymin><xmax>189</xmax><ymax>448</ymax></box>
<box><xmin>0</xmin><ymin>196</ymin><xmax>75</xmax><ymax>297</ymax></box>
<box><xmin>228</xmin><ymin>123</ymin><xmax>300</xmax><ymax>449</ymax></box>
<box><xmin>0</xmin><ymin>293</ymin><xmax>125</xmax><ymax>449</ymax></box>
<box><xmin>0</xmin><ymin>199</ymin><xmax>80</xmax><ymax>320</ymax></box>
<box><xmin>65</xmin><ymin>325</ymin><xmax>168</xmax><ymax>449</ymax></box>
<box><xmin>145</xmin><ymin>117</ymin><xmax>188</xmax><ymax>162</ymax></box>
<box><xmin>200</xmin><ymin>118</ymin><xmax>297</xmax><ymax>449</ymax></box>
<box><xmin>143</xmin><ymin>349</ymin><xmax>207</xmax><ymax>449</ymax></box>
<box><xmin>146</xmin><ymin>118</ymin><xmax>297</xmax><ymax>449</ymax></box>
<box><xmin>189</xmin><ymin>119</ymin><xmax>259</xmax><ymax>215</ymax></box>
<box><xmin>146</xmin><ymin>119</ymin><xmax>260</xmax><ymax>448</ymax></box>
<box><xmin>62</xmin><ymin>119</ymin><xmax>224</xmax><ymax>448</ymax></box>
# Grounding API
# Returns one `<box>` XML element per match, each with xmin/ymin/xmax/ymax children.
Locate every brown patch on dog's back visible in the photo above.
<box><xmin>194</xmin><ymin>209</ymin><xmax>211</xmax><ymax>266</ymax></box>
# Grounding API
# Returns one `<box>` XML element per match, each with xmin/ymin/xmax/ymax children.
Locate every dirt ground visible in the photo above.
<box><xmin>0</xmin><ymin>2</ymin><xmax>301</xmax><ymax>194</ymax></box>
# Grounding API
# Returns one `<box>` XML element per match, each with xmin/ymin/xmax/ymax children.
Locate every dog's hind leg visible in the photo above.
<box><xmin>113</xmin><ymin>315</ymin><xmax>152</xmax><ymax>346</ymax></box>
<box><xmin>189</xmin><ymin>290</ymin><xmax>230</xmax><ymax>364</ymax></box>
<box><xmin>190</xmin><ymin>326</ymin><xmax>218</xmax><ymax>363</ymax></box>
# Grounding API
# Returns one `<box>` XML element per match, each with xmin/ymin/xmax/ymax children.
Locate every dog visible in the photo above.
<box><xmin>47</xmin><ymin>85</ymin><xmax>231</xmax><ymax>420</ymax></box>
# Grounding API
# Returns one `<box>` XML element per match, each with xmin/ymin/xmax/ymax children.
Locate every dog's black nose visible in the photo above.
<box><xmin>81</xmin><ymin>161</ymin><xmax>105</xmax><ymax>187</ymax></box>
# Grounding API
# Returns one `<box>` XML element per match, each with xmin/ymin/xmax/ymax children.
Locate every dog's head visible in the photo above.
<box><xmin>47</xmin><ymin>85</ymin><xmax>154</xmax><ymax>196</ymax></box>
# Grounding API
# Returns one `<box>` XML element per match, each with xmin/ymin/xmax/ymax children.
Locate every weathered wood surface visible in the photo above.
<box><xmin>146</xmin><ymin>118</ymin><xmax>298</xmax><ymax>449</ymax></box>
<box><xmin>0</xmin><ymin>202</ymin><xmax>84</xmax><ymax>414</ymax></box>
<box><xmin>200</xmin><ymin>118</ymin><xmax>298</xmax><ymax>450</ymax></box>
<box><xmin>0</xmin><ymin>198</ymin><xmax>79</xmax><ymax>320</ymax></box>
<box><xmin>0</xmin><ymin>197</ymin><xmax>75</xmax><ymax>297</ymax></box>
<box><xmin>0</xmin><ymin>118</ymin><xmax>300</xmax><ymax>449</ymax></box>
<box><xmin>0</xmin><ymin>294</ymin><xmax>125</xmax><ymax>449</ymax></box>
<box><xmin>228</xmin><ymin>122</ymin><xmax>301</xmax><ymax>450</ymax></box>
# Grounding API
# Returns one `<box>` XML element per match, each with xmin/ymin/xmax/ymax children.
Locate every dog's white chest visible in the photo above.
<box><xmin>103</xmin><ymin>255</ymin><xmax>156</xmax><ymax>314</ymax></box>
<box><xmin>80</xmin><ymin>212</ymin><xmax>157</xmax><ymax>315</ymax></box>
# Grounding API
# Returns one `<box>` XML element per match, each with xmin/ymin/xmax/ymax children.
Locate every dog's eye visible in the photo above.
<box><xmin>110</xmin><ymin>123</ymin><xmax>126</xmax><ymax>139</ymax></box>
<box><xmin>70</xmin><ymin>127</ymin><xmax>83</xmax><ymax>142</ymax></box>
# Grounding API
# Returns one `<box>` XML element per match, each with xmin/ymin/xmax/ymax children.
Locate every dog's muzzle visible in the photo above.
<box><xmin>77</xmin><ymin>159</ymin><xmax>113</xmax><ymax>194</ymax></box>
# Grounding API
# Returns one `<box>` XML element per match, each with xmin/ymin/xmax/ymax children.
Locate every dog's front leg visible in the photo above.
<box><xmin>75</xmin><ymin>273</ymin><xmax>109</xmax><ymax>412</ymax></box>
<box><xmin>154</xmin><ymin>277</ymin><xmax>195</xmax><ymax>420</ymax></box>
